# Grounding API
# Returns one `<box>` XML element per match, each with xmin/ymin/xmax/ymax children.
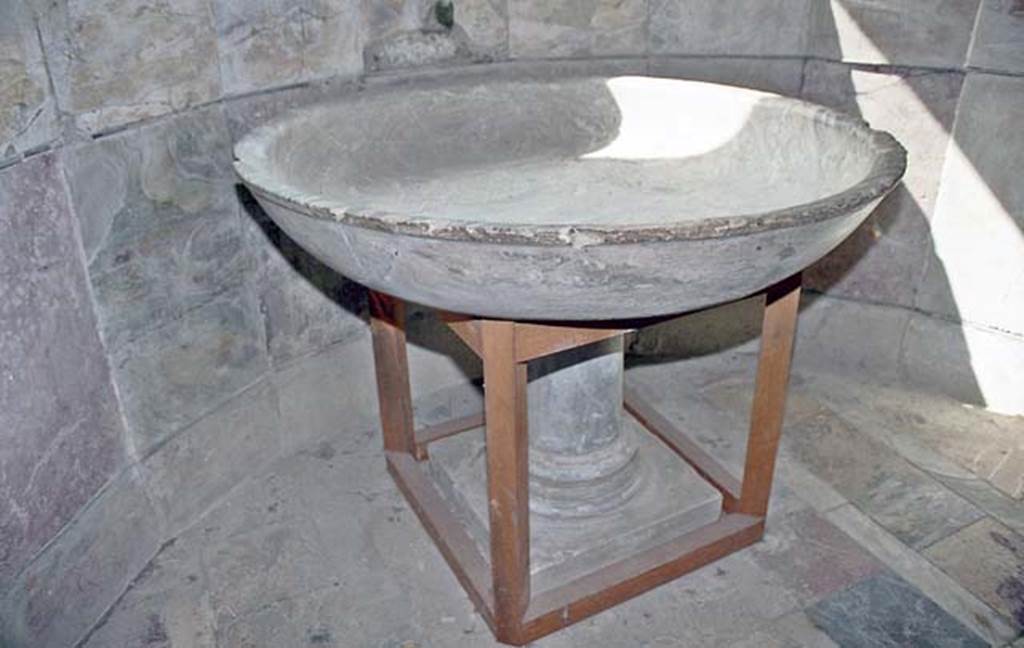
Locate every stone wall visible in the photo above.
<box><xmin>1</xmin><ymin>1</ymin><xmax>1021</xmax><ymax>645</ymax></box>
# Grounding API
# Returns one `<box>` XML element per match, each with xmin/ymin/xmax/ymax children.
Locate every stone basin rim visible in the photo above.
<box><xmin>233</xmin><ymin>75</ymin><xmax>907</xmax><ymax>247</ymax></box>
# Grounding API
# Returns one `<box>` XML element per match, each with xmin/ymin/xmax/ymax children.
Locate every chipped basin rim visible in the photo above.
<box><xmin>232</xmin><ymin>80</ymin><xmax>907</xmax><ymax>248</ymax></box>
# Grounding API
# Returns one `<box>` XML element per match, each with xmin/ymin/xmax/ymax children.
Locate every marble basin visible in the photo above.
<box><xmin>234</xmin><ymin>70</ymin><xmax>906</xmax><ymax>320</ymax></box>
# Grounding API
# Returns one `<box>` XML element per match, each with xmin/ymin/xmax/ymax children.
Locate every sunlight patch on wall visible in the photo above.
<box><xmin>930</xmin><ymin>144</ymin><xmax>1024</xmax><ymax>415</ymax></box>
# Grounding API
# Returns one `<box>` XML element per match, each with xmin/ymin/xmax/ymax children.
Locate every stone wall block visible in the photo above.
<box><xmin>969</xmin><ymin>0</ymin><xmax>1024</xmax><ymax>74</ymax></box>
<box><xmin>810</xmin><ymin>0</ymin><xmax>980</xmax><ymax>68</ymax></box>
<box><xmin>213</xmin><ymin>0</ymin><xmax>366</xmax><ymax>97</ymax></box>
<box><xmin>0</xmin><ymin>153</ymin><xmax>126</xmax><ymax>587</ymax></box>
<box><xmin>63</xmin><ymin>106</ymin><xmax>270</xmax><ymax>451</ymax></box>
<box><xmin>649</xmin><ymin>0</ymin><xmax>814</xmax><ymax>57</ymax></box>
<box><xmin>511</xmin><ymin>0</ymin><xmax>647</xmax><ymax>59</ymax></box>
<box><xmin>0</xmin><ymin>0</ymin><xmax>60</xmax><ymax>164</ymax></box>
<box><xmin>919</xmin><ymin>73</ymin><xmax>1024</xmax><ymax>336</ymax></box>
<box><xmin>38</xmin><ymin>0</ymin><xmax>222</xmax><ymax>134</ymax></box>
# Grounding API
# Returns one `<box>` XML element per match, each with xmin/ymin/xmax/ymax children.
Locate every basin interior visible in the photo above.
<box><xmin>255</xmin><ymin>75</ymin><xmax>882</xmax><ymax>228</ymax></box>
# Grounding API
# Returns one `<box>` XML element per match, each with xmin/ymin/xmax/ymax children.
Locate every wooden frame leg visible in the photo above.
<box><xmin>480</xmin><ymin>320</ymin><xmax>531</xmax><ymax>640</ymax></box>
<box><xmin>733</xmin><ymin>274</ymin><xmax>802</xmax><ymax>517</ymax></box>
<box><xmin>369</xmin><ymin>291</ymin><xmax>416</xmax><ymax>456</ymax></box>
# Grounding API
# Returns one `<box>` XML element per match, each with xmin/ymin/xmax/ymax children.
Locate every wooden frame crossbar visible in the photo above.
<box><xmin>369</xmin><ymin>274</ymin><xmax>802</xmax><ymax>645</ymax></box>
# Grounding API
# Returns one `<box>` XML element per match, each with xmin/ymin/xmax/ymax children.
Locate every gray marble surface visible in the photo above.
<box><xmin>236</xmin><ymin>71</ymin><xmax>904</xmax><ymax>320</ymax></box>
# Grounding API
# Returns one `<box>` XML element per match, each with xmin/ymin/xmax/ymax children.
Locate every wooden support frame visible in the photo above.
<box><xmin>369</xmin><ymin>275</ymin><xmax>802</xmax><ymax>645</ymax></box>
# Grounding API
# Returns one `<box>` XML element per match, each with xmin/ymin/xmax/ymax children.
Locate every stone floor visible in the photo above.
<box><xmin>76</xmin><ymin>347</ymin><xmax>1024</xmax><ymax>648</ymax></box>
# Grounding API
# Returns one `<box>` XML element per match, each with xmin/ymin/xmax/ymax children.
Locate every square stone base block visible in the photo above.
<box><xmin>426</xmin><ymin>413</ymin><xmax>723</xmax><ymax>593</ymax></box>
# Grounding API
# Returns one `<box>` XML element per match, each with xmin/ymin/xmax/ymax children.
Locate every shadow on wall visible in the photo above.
<box><xmin>640</xmin><ymin>3</ymin><xmax>1023</xmax><ymax>417</ymax></box>
<box><xmin>235</xmin><ymin>184</ymin><xmax>482</xmax><ymax>386</ymax></box>
<box><xmin>237</xmin><ymin>185</ymin><xmax>365</xmax><ymax>324</ymax></box>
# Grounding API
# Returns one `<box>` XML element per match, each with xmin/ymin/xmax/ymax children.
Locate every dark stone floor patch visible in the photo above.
<box><xmin>143</xmin><ymin>613</ymin><xmax>169</xmax><ymax>645</ymax></box>
<box><xmin>307</xmin><ymin>625</ymin><xmax>333</xmax><ymax>644</ymax></box>
<box><xmin>806</xmin><ymin>572</ymin><xmax>987</xmax><ymax>647</ymax></box>
<box><xmin>312</xmin><ymin>441</ymin><xmax>337</xmax><ymax>461</ymax></box>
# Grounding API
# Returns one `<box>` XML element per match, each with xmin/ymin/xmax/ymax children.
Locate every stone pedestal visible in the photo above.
<box><xmin>527</xmin><ymin>337</ymin><xmax>643</xmax><ymax>517</ymax></box>
<box><xmin>427</xmin><ymin>336</ymin><xmax>722</xmax><ymax>588</ymax></box>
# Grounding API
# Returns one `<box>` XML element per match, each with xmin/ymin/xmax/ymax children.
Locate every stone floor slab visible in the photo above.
<box><xmin>826</xmin><ymin>504</ymin><xmax>1018</xmax><ymax>646</ymax></box>
<box><xmin>272</xmin><ymin>336</ymin><xmax>380</xmax><ymax>456</ymax></box>
<box><xmin>924</xmin><ymin>517</ymin><xmax>1024</xmax><ymax>629</ymax></box>
<box><xmin>781</xmin><ymin>393</ymin><xmax>984</xmax><ymax>550</ymax></box>
<box><xmin>141</xmin><ymin>378</ymin><xmax>284</xmax><ymax>535</ymax></box>
<box><xmin>79</xmin><ymin>536</ymin><xmax>216</xmax><ymax>648</ymax></box>
<box><xmin>806</xmin><ymin>571</ymin><xmax>988</xmax><ymax>648</ymax></box>
<box><xmin>809</xmin><ymin>373</ymin><xmax>1024</xmax><ymax>499</ymax></box>
<box><xmin>540</xmin><ymin>549</ymin><xmax>804</xmax><ymax>648</ymax></box>
<box><xmin>766</xmin><ymin>609</ymin><xmax>843</xmax><ymax>648</ymax></box>
<box><xmin>939</xmin><ymin>474</ymin><xmax>1024</xmax><ymax>536</ymax></box>
<box><xmin>749</xmin><ymin>508</ymin><xmax>883</xmax><ymax>605</ymax></box>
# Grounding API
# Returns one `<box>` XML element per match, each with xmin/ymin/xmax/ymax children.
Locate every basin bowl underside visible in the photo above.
<box><xmin>235</xmin><ymin>73</ymin><xmax>905</xmax><ymax>320</ymax></box>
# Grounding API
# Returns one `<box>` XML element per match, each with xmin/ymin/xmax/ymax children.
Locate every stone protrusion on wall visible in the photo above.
<box><xmin>363</xmin><ymin>0</ymin><xmax>509</xmax><ymax>71</ymax></box>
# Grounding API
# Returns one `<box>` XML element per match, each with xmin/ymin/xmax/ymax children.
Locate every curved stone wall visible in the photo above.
<box><xmin>1</xmin><ymin>1</ymin><xmax>1021</xmax><ymax>645</ymax></box>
